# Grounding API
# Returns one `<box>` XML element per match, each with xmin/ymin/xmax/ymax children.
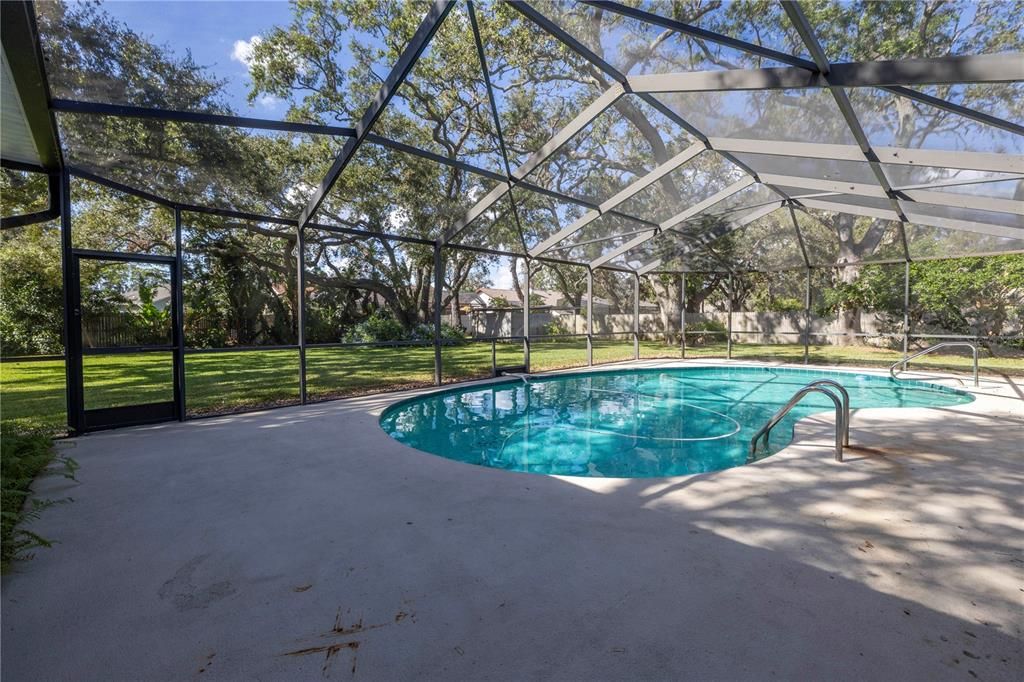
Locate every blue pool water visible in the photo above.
<box><xmin>379</xmin><ymin>366</ymin><xmax>973</xmax><ymax>478</ymax></box>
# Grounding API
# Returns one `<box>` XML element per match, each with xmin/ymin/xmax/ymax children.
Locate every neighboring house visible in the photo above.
<box><xmin>461</xmin><ymin>287</ymin><xmax>616</xmax><ymax>313</ymax></box>
<box><xmin>124</xmin><ymin>283</ymin><xmax>172</xmax><ymax>311</ymax></box>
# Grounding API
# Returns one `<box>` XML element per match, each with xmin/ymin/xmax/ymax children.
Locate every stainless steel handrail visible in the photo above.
<box><xmin>805</xmin><ymin>379</ymin><xmax>850</xmax><ymax>447</ymax></box>
<box><xmin>890</xmin><ymin>342</ymin><xmax>978</xmax><ymax>387</ymax></box>
<box><xmin>749</xmin><ymin>385</ymin><xmax>845</xmax><ymax>463</ymax></box>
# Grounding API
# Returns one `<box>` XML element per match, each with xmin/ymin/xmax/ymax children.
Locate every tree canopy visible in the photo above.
<box><xmin>1</xmin><ymin>0</ymin><xmax>1021</xmax><ymax>355</ymax></box>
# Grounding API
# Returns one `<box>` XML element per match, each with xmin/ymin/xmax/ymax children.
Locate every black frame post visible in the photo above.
<box><xmin>297</xmin><ymin>224</ymin><xmax>308</xmax><ymax>403</ymax></box>
<box><xmin>727</xmin><ymin>273</ymin><xmax>734</xmax><ymax>360</ymax></box>
<box><xmin>59</xmin><ymin>168</ymin><xmax>81</xmax><ymax>433</ymax></box>
<box><xmin>804</xmin><ymin>267</ymin><xmax>811</xmax><ymax>365</ymax></box>
<box><xmin>173</xmin><ymin>207</ymin><xmax>186</xmax><ymax>420</ymax></box>
<box><xmin>523</xmin><ymin>257</ymin><xmax>531</xmax><ymax>372</ymax></box>
<box><xmin>680</xmin><ymin>272</ymin><xmax>687</xmax><ymax>359</ymax></box>
<box><xmin>433</xmin><ymin>242</ymin><xmax>443</xmax><ymax>385</ymax></box>
<box><xmin>903</xmin><ymin>259</ymin><xmax>911</xmax><ymax>370</ymax></box>
<box><xmin>586</xmin><ymin>268</ymin><xmax>594</xmax><ymax>366</ymax></box>
<box><xmin>633</xmin><ymin>272</ymin><xmax>640</xmax><ymax>360</ymax></box>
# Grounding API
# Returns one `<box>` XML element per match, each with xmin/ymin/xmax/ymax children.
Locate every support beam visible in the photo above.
<box><xmin>1</xmin><ymin>171</ymin><xmax>59</xmax><ymax>229</ymax></box>
<box><xmin>660</xmin><ymin>178</ymin><xmax>756</xmax><ymax>231</ymax></box>
<box><xmin>296</xmin><ymin>224</ymin><xmax>308</xmax><ymax>404</ymax></box>
<box><xmin>586</xmin><ymin>269</ymin><xmax>594</xmax><ymax>365</ymax></box>
<box><xmin>897</xmin><ymin>189</ymin><xmax>1023</xmax><ymax>216</ymax></box>
<box><xmin>51</xmin><ymin>99</ymin><xmax>356</xmax><ymax>138</ymax></box>
<box><xmin>67</xmin><ymin>166</ymin><xmax>176</xmax><ymax>208</ymax></box>
<box><xmin>509</xmin><ymin>0</ymin><xmax>804</xmax><ymax>248</ymax></box>
<box><xmin>530</xmin><ymin>143</ymin><xmax>705</xmax><ymax>255</ymax></box>
<box><xmin>442</xmin><ymin>85</ymin><xmax>625</xmax><ymax>245</ymax></box>
<box><xmin>788</xmin><ymin>203</ymin><xmax>810</xmax><ymax>268</ymax></box>
<box><xmin>1</xmin><ymin>207</ymin><xmax>58</xmax><ymax>229</ymax></box>
<box><xmin>900</xmin><ymin>211</ymin><xmax>1024</xmax><ymax>239</ymax></box>
<box><xmin>636</xmin><ymin>259</ymin><xmax>662</xmax><ymax>275</ymax></box>
<box><xmin>433</xmin><ymin>243</ymin><xmax>443</xmax><ymax>385</ymax></box>
<box><xmin>583</xmin><ymin>1</ymin><xmax>817</xmax><ymax>71</ymax></box>
<box><xmin>726</xmin><ymin>273</ymin><xmax>733</xmax><ymax>359</ymax></box>
<box><xmin>708</xmin><ymin>137</ymin><xmax>1024</xmax><ymax>174</ymax></box>
<box><xmin>680</xmin><ymin>201</ymin><xmax>785</xmax><ymax>253</ymax></box>
<box><xmin>680</xmin><ymin>273</ymin><xmax>686</xmax><ymax>358</ymax></box>
<box><xmin>510</xmin><ymin>1</ymin><xmax>627</xmax><ymax>81</ymax></box>
<box><xmin>368</xmin><ymin>134</ymin><xmax>506</xmax><ymax>182</ymax></box>
<box><xmin>442</xmin><ymin>182</ymin><xmax>512</xmax><ymax>245</ymax></box>
<box><xmin>633</xmin><ymin>272</ymin><xmax>640</xmax><ymax>360</ymax></box>
<box><xmin>893</xmin><ymin>174</ymin><xmax>1024</xmax><ymax>193</ymax></box>
<box><xmin>627</xmin><ymin>53</ymin><xmax>1024</xmax><ymax>93</ymax></box>
<box><xmin>523</xmin><ymin>258</ymin><xmax>531</xmax><ymax>371</ymax></box>
<box><xmin>880</xmin><ymin>85</ymin><xmax>1024</xmax><ymax>137</ymax></box>
<box><xmin>803</xmin><ymin>267</ymin><xmax>811</xmax><ymax>365</ymax></box>
<box><xmin>173</xmin><ymin>208</ymin><xmax>186</xmax><ymax>420</ymax></box>
<box><xmin>798</xmin><ymin>198</ymin><xmax>899</xmax><ymax>221</ymax></box>
<box><xmin>59</xmin><ymin>168</ymin><xmax>79</xmax><ymax>432</ymax></box>
<box><xmin>902</xmin><ymin>260</ymin><xmax>911</xmax><ymax>369</ymax></box>
<box><xmin>783</xmin><ymin>0</ymin><xmax>911</xmax><ymax>252</ymax></box>
<box><xmin>589</xmin><ymin>230</ymin><xmax>658</xmax><ymax>269</ymax></box>
<box><xmin>299</xmin><ymin>0</ymin><xmax>455</xmax><ymax>227</ymax></box>
<box><xmin>875</xmin><ymin>147</ymin><xmax>1023</xmax><ymax>174</ymax></box>
<box><xmin>800</xmin><ymin>198</ymin><xmax>1022</xmax><ymax>238</ymax></box>
<box><xmin>593</xmin><ymin>176</ymin><xmax>761</xmax><ymax>270</ymax></box>
<box><xmin>513</xmin><ymin>86</ymin><xmax>626</xmax><ymax>183</ymax></box>
<box><xmin>758</xmin><ymin>173</ymin><xmax>889</xmax><ymax>198</ymax></box>
<box><xmin>52</xmin><ymin>100</ymin><xmax>508</xmax><ymax>184</ymax></box>
<box><xmin>548</xmin><ymin>227</ymin><xmax>653</xmax><ymax>254</ymax></box>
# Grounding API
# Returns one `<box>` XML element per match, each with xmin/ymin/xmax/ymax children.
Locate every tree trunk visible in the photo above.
<box><xmin>651</xmin><ymin>275</ymin><xmax>681</xmax><ymax>343</ymax></box>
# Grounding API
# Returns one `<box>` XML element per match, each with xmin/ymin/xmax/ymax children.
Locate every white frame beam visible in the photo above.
<box><xmin>627</xmin><ymin>53</ymin><xmax>1024</xmax><ymax>93</ymax></box>
<box><xmin>529</xmin><ymin>142</ymin><xmax>705</xmax><ymax>256</ymax></box>
<box><xmin>442</xmin><ymin>84</ymin><xmax>625</xmax><ymax>245</ymax></box>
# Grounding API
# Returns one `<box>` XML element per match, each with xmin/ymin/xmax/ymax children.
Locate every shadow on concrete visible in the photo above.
<box><xmin>2</xmin><ymin>393</ymin><xmax>1021</xmax><ymax>680</ymax></box>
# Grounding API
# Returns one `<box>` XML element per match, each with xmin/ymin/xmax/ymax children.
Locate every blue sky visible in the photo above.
<box><xmin>99</xmin><ymin>1</ymin><xmax>296</xmax><ymax>118</ymax></box>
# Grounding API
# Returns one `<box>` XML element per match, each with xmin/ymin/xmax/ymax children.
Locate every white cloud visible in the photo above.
<box><xmin>256</xmin><ymin>94</ymin><xmax>282</xmax><ymax>109</ymax></box>
<box><xmin>231</xmin><ymin>35</ymin><xmax>262</xmax><ymax>67</ymax></box>
<box><xmin>489</xmin><ymin>258</ymin><xmax>516</xmax><ymax>289</ymax></box>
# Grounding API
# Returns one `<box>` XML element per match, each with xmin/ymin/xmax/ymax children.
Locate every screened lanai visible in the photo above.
<box><xmin>2</xmin><ymin>0</ymin><xmax>1022</xmax><ymax>433</ymax></box>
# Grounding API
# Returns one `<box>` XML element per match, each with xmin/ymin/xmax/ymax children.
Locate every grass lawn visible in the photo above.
<box><xmin>3</xmin><ymin>340</ymin><xmax>1020</xmax><ymax>432</ymax></box>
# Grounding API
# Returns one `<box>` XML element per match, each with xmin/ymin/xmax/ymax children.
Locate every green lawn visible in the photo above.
<box><xmin>3</xmin><ymin>339</ymin><xmax>1020</xmax><ymax>433</ymax></box>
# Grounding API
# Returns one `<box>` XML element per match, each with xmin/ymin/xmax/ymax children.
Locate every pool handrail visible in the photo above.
<box><xmin>749</xmin><ymin>384</ymin><xmax>845</xmax><ymax>463</ymax></box>
<box><xmin>890</xmin><ymin>342</ymin><xmax>978</xmax><ymax>387</ymax></box>
<box><xmin>804</xmin><ymin>379</ymin><xmax>850</xmax><ymax>447</ymax></box>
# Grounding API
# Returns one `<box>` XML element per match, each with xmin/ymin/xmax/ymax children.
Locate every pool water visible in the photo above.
<box><xmin>379</xmin><ymin>366</ymin><xmax>973</xmax><ymax>478</ymax></box>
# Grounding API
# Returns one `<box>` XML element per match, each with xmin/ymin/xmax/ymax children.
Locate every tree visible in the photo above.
<box><xmin>9</xmin><ymin>0</ymin><xmax>1021</xmax><ymax>356</ymax></box>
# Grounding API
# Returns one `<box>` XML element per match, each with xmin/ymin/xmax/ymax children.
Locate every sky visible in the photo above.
<box><xmin>99</xmin><ymin>0</ymin><xmax>298</xmax><ymax>118</ymax></box>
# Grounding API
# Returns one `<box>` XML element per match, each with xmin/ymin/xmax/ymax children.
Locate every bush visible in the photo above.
<box><xmin>345</xmin><ymin>313</ymin><xmax>467</xmax><ymax>345</ymax></box>
<box><xmin>687</xmin><ymin>319</ymin><xmax>726</xmax><ymax>346</ymax></box>
<box><xmin>344</xmin><ymin>312</ymin><xmax>407</xmax><ymax>343</ymax></box>
<box><xmin>1</xmin><ymin>428</ymin><xmax>78</xmax><ymax>571</ymax></box>
<box><xmin>540</xmin><ymin>319</ymin><xmax>568</xmax><ymax>336</ymax></box>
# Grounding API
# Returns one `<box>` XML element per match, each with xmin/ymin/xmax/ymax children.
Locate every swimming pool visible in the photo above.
<box><xmin>379</xmin><ymin>366</ymin><xmax>973</xmax><ymax>478</ymax></box>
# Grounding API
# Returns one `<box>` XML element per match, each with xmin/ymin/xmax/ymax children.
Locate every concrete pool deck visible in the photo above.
<box><xmin>3</xmin><ymin>360</ymin><xmax>1022</xmax><ymax>680</ymax></box>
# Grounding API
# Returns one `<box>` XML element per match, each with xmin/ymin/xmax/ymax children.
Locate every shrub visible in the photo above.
<box><xmin>541</xmin><ymin>319</ymin><xmax>568</xmax><ymax>336</ymax></box>
<box><xmin>345</xmin><ymin>313</ymin><xmax>467</xmax><ymax>345</ymax></box>
<box><xmin>687</xmin><ymin>318</ymin><xmax>726</xmax><ymax>346</ymax></box>
<box><xmin>1</xmin><ymin>428</ymin><xmax>78</xmax><ymax>571</ymax></box>
<box><xmin>344</xmin><ymin>312</ymin><xmax>407</xmax><ymax>343</ymax></box>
